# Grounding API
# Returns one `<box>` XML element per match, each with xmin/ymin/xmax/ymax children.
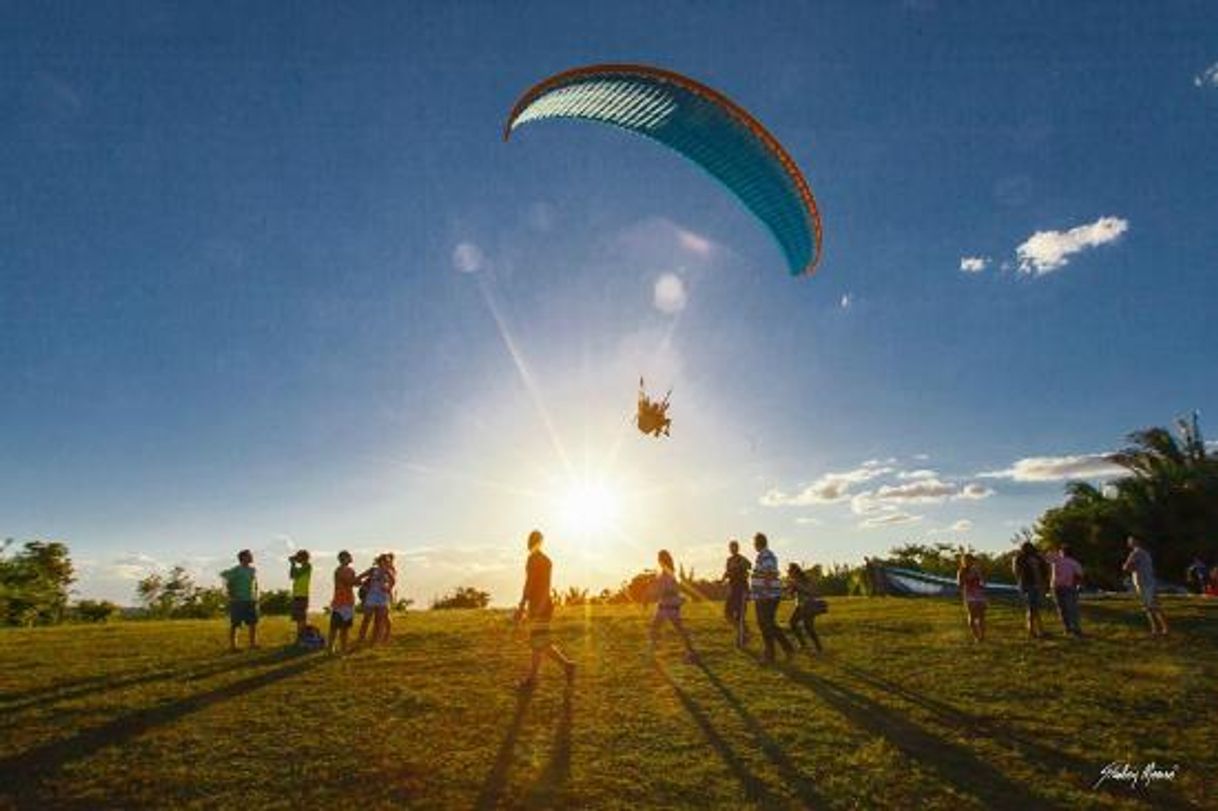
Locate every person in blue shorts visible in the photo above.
<box><xmin>221</xmin><ymin>549</ymin><xmax>259</xmax><ymax>651</ymax></box>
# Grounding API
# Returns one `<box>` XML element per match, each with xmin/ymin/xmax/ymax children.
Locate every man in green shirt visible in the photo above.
<box><xmin>289</xmin><ymin>550</ymin><xmax>313</xmax><ymax>639</ymax></box>
<box><xmin>221</xmin><ymin>549</ymin><xmax>259</xmax><ymax>651</ymax></box>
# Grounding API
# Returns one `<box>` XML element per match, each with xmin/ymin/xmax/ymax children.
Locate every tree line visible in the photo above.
<box><xmin>3</xmin><ymin>415</ymin><xmax>1214</xmax><ymax>626</ymax></box>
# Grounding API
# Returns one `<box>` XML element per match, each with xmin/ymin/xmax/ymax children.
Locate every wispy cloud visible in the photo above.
<box><xmin>653</xmin><ymin>272</ymin><xmax>688</xmax><ymax>314</ymax></box>
<box><xmin>959</xmin><ymin>256</ymin><xmax>989</xmax><ymax>273</ymax></box>
<box><xmin>1015</xmin><ymin>216</ymin><xmax>1129</xmax><ymax>275</ymax></box>
<box><xmin>850</xmin><ymin>477</ymin><xmax>994</xmax><ymax>513</ymax></box>
<box><xmin>859</xmin><ymin>511</ymin><xmax>923</xmax><ymax>529</ymax></box>
<box><xmin>897</xmin><ymin>468</ymin><xmax>938</xmax><ymax>480</ymax></box>
<box><xmin>950</xmin><ymin>519</ymin><xmax>973</xmax><ymax>532</ymax></box>
<box><xmin>956</xmin><ymin>482</ymin><xmax>995</xmax><ymax>500</ymax></box>
<box><xmin>1194</xmin><ymin>62</ymin><xmax>1218</xmax><ymax>89</ymax></box>
<box><xmin>760</xmin><ymin>461</ymin><xmax>893</xmax><ymax>506</ymax></box>
<box><xmin>979</xmin><ymin>453</ymin><xmax>1124</xmax><ymax>482</ymax></box>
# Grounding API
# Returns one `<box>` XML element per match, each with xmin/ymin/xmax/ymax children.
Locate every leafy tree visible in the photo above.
<box><xmin>73</xmin><ymin>599</ymin><xmax>119</xmax><ymax>623</ymax></box>
<box><xmin>561</xmin><ymin>586</ymin><xmax>590</xmax><ymax>606</ymax></box>
<box><xmin>1036</xmin><ymin>417</ymin><xmax>1218</xmax><ymax>588</ymax></box>
<box><xmin>431</xmin><ymin>586</ymin><xmax>491</xmax><ymax>610</ymax></box>
<box><xmin>135</xmin><ymin>567</ymin><xmax>226</xmax><ymax>619</ymax></box>
<box><xmin>258</xmin><ymin>589</ymin><xmax>294</xmax><ymax>616</ymax></box>
<box><xmin>0</xmin><ymin>539</ymin><xmax>75</xmax><ymax>626</ymax></box>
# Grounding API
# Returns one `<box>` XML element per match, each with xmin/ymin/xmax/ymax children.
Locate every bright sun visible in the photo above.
<box><xmin>558</xmin><ymin>481</ymin><xmax>621</xmax><ymax>537</ymax></box>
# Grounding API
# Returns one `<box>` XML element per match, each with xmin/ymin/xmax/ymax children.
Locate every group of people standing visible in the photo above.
<box><xmin>722</xmin><ymin>534</ymin><xmax>826</xmax><ymax>662</ymax></box>
<box><xmin>957</xmin><ymin>535</ymin><xmax>1171</xmax><ymax>642</ymax></box>
<box><xmin>513</xmin><ymin>530</ymin><xmax>827</xmax><ymax>690</ymax></box>
<box><xmin>219</xmin><ymin>548</ymin><xmax>399</xmax><ymax>653</ymax></box>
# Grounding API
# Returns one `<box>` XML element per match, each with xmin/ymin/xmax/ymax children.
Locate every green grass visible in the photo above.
<box><xmin>1</xmin><ymin>597</ymin><xmax>1215</xmax><ymax>809</ymax></box>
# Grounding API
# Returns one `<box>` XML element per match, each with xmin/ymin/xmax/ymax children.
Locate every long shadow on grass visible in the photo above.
<box><xmin>0</xmin><ymin>648</ymin><xmax>292</xmax><ymax>714</ymax></box>
<box><xmin>777</xmin><ymin>665</ymin><xmax>1062</xmax><ymax>811</ymax></box>
<box><xmin>694</xmin><ymin>662</ymin><xmax>826</xmax><ymax>808</ymax></box>
<box><xmin>523</xmin><ymin>685</ymin><xmax>573</xmax><ymax>808</ymax></box>
<box><xmin>1082</xmin><ymin>601</ymin><xmax>1217</xmax><ymax>639</ymax></box>
<box><xmin>653</xmin><ymin>660</ymin><xmax>779</xmax><ymax>807</ymax></box>
<box><xmin>474</xmin><ymin>690</ymin><xmax>534</xmax><ymax>811</ymax></box>
<box><xmin>834</xmin><ymin>663</ymin><xmax>1093</xmax><ymax>777</ymax></box>
<box><xmin>0</xmin><ymin>649</ymin><xmax>328</xmax><ymax>805</ymax></box>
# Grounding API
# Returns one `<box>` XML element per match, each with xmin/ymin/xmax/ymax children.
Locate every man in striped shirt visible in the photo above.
<box><xmin>751</xmin><ymin>532</ymin><xmax>794</xmax><ymax>663</ymax></box>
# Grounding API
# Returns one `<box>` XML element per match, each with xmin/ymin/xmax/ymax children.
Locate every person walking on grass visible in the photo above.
<box><xmin>221</xmin><ymin>549</ymin><xmax>259</xmax><ymax>652</ymax></box>
<box><xmin>515</xmin><ymin>530</ymin><xmax>575</xmax><ymax>690</ymax></box>
<box><xmin>786</xmin><ymin>563</ymin><xmax>823</xmax><ymax>654</ymax></box>
<box><xmin>381</xmin><ymin>552</ymin><xmax>398</xmax><ymax>642</ymax></box>
<box><xmin>722</xmin><ymin>539</ymin><xmax>751</xmax><ymax>648</ymax></box>
<box><xmin>956</xmin><ymin>553</ymin><xmax>987</xmax><ymax>643</ymax></box>
<box><xmin>1012</xmin><ymin>541</ymin><xmax>1049</xmax><ymax>639</ymax></box>
<box><xmin>288</xmin><ymin>550</ymin><xmax>312</xmax><ymax>641</ymax></box>
<box><xmin>1123</xmin><ymin>536</ymin><xmax>1169</xmax><ymax>636</ymax></box>
<box><xmin>356</xmin><ymin>553</ymin><xmax>395</xmax><ymax>646</ymax></box>
<box><xmin>1049</xmin><ymin>544</ymin><xmax>1085</xmax><ymax>637</ymax></box>
<box><xmin>751</xmin><ymin>532</ymin><xmax>794</xmax><ymax>664</ymax></box>
<box><xmin>649</xmin><ymin>549</ymin><xmax>699</xmax><ymax>663</ymax></box>
<box><xmin>327</xmin><ymin>550</ymin><xmax>358</xmax><ymax>654</ymax></box>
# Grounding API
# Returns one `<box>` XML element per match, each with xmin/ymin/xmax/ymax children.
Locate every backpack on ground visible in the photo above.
<box><xmin>297</xmin><ymin>624</ymin><xmax>326</xmax><ymax>651</ymax></box>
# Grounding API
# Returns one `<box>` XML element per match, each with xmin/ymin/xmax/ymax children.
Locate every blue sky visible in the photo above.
<box><xmin>3</xmin><ymin>2</ymin><xmax>1217</xmax><ymax>604</ymax></box>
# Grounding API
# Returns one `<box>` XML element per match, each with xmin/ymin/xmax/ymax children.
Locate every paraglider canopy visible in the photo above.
<box><xmin>636</xmin><ymin>378</ymin><xmax>671</xmax><ymax>438</ymax></box>
<box><xmin>504</xmin><ymin>64</ymin><xmax>823</xmax><ymax>277</ymax></box>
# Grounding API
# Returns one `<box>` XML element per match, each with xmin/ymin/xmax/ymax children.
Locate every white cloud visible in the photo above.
<box><xmin>955</xmin><ymin>482</ymin><xmax>995</xmax><ymax>500</ymax></box>
<box><xmin>979</xmin><ymin>453</ymin><xmax>1124</xmax><ymax>482</ymax></box>
<box><xmin>452</xmin><ymin>241</ymin><xmax>486</xmax><ymax>274</ymax></box>
<box><xmin>860</xmin><ymin>511</ymin><xmax>923</xmax><ymax>529</ymax></box>
<box><xmin>897</xmin><ymin>469</ymin><xmax>938</xmax><ymax>480</ymax></box>
<box><xmin>760</xmin><ymin>462</ymin><xmax>893</xmax><ymax>507</ymax></box>
<box><xmin>653</xmin><ymin>272</ymin><xmax>688</xmax><ymax>314</ymax></box>
<box><xmin>1015</xmin><ymin>216</ymin><xmax>1129</xmax><ymax>275</ymax></box>
<box><xmin>839</xmin><ymin>293</ymin><xmax>853</xmax><ymax>309</ymax></box>
<box><xmin>794</xmin><ymin>516</ymin><xmax>823</xmax><ymax>526</ymax></box>
<box><xmin>1195</xmin><ymin>63</ymin><xmax>1218</xmax><ymax>88</ymax></box>
<box><xmin>959</xmin><ymin>256</ymin><xmax>989</xmax><ymax>273</ymax></box>
<box><xmin>950</xmin><ymin>519</ymin><xmax>973</xmax><ymax>532</ymax></box>
<box><xmin>851</xmin><ymin>477</ymin><xmax>994</xmax><ymax>513</ymax></box>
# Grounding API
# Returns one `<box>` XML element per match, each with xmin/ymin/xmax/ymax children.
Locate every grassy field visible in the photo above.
<box><xmin>0</xmin><ymin>597</ymin><xmax>1214</xmax><ymax>810</ymax></box>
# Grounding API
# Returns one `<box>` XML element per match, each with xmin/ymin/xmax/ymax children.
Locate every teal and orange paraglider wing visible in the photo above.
<box><xmin>504</xmin><ymin>64</ymin><xmax>823</xmax><ymax>276</ymax></box>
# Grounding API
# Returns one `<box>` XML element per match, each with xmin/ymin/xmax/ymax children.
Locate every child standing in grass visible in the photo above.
<box><xmin>221</xmin><ymin>549</ymin><xmax>259</xmax><ymax>652</ymax></box>
<box><xmin>515</xmin><ymin>530</ymin><xmax>575</xmax><ymax>690</ymax></box>
<box><xmin>328</xmin><ymin>550</ymin><xmax>357</xmax><ymax>653</ymax></box>
<box><xmin>956</xmin><ymin>553</ymin><xmax>987</xmax><ymax>643</ymax></box>
<box><xmin>786</xmin><ymin>563</ymin><xmax>823</xmax><ymax>654</ymax></box>
<box><xmin>649</xmin><ymin>549</ymin><xmax>698</xmax><ymax>663</ymax></box>
<box><xmin>288</xmin><ymin>550</ymin><xmax>312</xmax><ymax>640</ymax></box>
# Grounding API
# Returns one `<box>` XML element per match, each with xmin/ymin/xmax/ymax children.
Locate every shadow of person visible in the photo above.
<box><xmin>652</xmin><ymin>659</ymin><xmax>777</xmax><ymax>806</ymax></box>
<box><xmin>2</xmin><ymin>646</ymin><xmax>293</xmax><ymax>715</ymax></box>
<box><xmin>694</xmin><ymin>661</ymin><xmax>826</xmax><ymax>808</ymax></box>
<box><xmin>774</xmin><ymin>664</ymin><xmax>1063</xmax><ymax>811</ymax></box>
<box><xmin>833</xmin><ymin>663</ymin><xmax>1092</xmax><ymax>774</ymax></box>
<box><xmin>0</xmin><ymin>648</ymin><xmax>328</xmax><ymax>806</ymax></box>
<box><xmin>474</xmin><ymin>689</ymin><xmax>534</xmax><ymax>811</ymax></box>
<box><xmin>524</xmin><ymin>684</ymin><xmax>573</xmax><ymax>808</ymax></box>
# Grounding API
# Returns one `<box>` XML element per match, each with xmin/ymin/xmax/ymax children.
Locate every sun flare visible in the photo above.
<box><xmin>558</xmin><ymin>481</ymin><xmax>621</xmax><ymax>538</ymax></box>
